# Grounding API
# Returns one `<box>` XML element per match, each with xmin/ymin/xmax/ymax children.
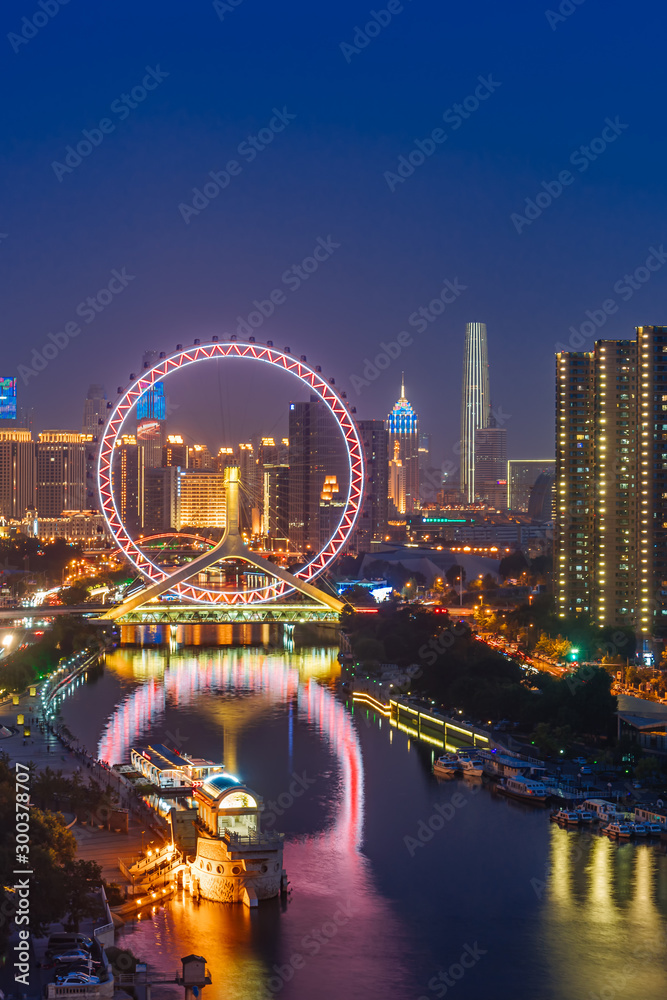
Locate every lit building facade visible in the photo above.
<box><xmin>113</xmin><ymin>435</ymin><xmax>145</xmax><ymax>536</ymax></box>
<box><xmin>461</xmin><ymin>322</ymin><xmax>490</xmax><ymax>502</ymax></box>
<box><xmin>262</xmin><ymin>463</ymin><xmax>289</xmax><ymax>544</ymax></box>
<box><xmin>355</xmin><ymin>419</ymin><xmax>388</xmax><ymax>548</ymax></box>
<box><xmin>36</xmin><ymin>431</ymin><xmax>87</xmax><ymax>517</ymax></box>
<box><xmin>177</xmin><ymin>470</ymin><xmax>226</xmax><ymax>530</ymax></box>
<box><xmin>556</xmin><ymin>337</ymin><xmax>644</xmax><ymax>632</ymax></box>
<box><xmin>144</xmin><ymin>466</ymin><xmax>180</xmax><ymax>533</ymax></box>
<box><xmin>386</xmin><ymin>376</ymin><xmax>419</xmax><ymax>513</ymax></box>
<box><xmin>474</xmin><ymin>420</ymin><xmax>507</xmax><ymax>508</ymax></box>
<box><xmin>0</xmin><ymin>429</ymin><xmax>35</xmax><ymax>519</ymax></box>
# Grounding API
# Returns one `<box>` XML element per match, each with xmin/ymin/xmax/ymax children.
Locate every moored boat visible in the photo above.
<box><xmin>575</xmin><ymin>810</ymin><xmax>596</xmax><ymax>824</ymax></box>
<box><xmin>604</xmin><ymin>822</ymin><xmax>632</xmax><ymax>839</ymax></box>
<box><xmin>499</xmin><ymin>776</ymin><xmax>550</xmax><ymax>804</ymax></box>
<box><xmin>553</xmin><ymin>809</ymin><xmax>580</xmax><ymax>825</ymax></box>
<box><xmin>630</xmin><ymin>823</ymin><xmax>648</xmax><ymax>838</ymax></box>
<box><xmin>434</xmin><ymin>756</ymin><xmax>459</xmax><ymax>777</ymax></box>
<box><xmin>459</xmin><ymin>758</ymin><xmax>485</xmax><ymax>777</ymax></box>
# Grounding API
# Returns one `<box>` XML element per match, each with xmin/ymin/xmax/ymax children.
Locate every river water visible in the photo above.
<box><xmin>58</xmin><ymin>644</ymin><xmax>667</xmax><ymax>1000</ymax></box>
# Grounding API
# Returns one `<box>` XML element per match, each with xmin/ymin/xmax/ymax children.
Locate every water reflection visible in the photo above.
<box><xmin>99</xmin><ymin>647</ymin><xmax>412</xmax><ymax>999</ymax></box>
<box><xmin>542</xmin><ymin>826</ymin><xmax>667</xmax><ymax>998</ymax></box>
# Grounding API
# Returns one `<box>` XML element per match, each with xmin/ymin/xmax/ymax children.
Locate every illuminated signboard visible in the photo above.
<box><xmin>422</xmin><ymin>517</ymin><xmax>467</xmax><ymax>523</ymax></box>
<box><xmin>0</xmin><ymin>378</ymin><xmax>17</xmax><ymax>419</ymax></box>
<box><xmin>137</xmin><ymin>382</ymin><xmax>165</xmax><ymax>421</ymax></box>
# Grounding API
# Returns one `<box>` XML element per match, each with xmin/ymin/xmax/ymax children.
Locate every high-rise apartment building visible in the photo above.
<box><xmin>288</xmin><ymin>398</ymin><xmax>348</xmax><ymax>555</ymax></box>
<box><xmin>188</xmin><ymin>444</ymin><xmax>213</xmax><ymax>469</ymax></box>
<box><xmin>461</xmin><ymin>322</ymin><xmax>490</xmax><ymax>502</ymax></box>
<box><xmin>163</xmin><ymin>435</ymin><xmax>188</xmax><ymax>469</ymax></box>
<box><xmin>82</xmin><ymin>384</ymin><xmax>107</xmax><ymax>510</ymax></box>
<box><xmin>144</xmin><ymin>466</ymin><xmax>180</xmax><ymax>533</ymax></box>
<box><xmin>262</xmin><ymin>464</ymin><xmax>289</xmax><ymax>545</ymax></box>
<box><xmin>386</xmin><ymin>376</ymin><xmax>419</xmax><ymax>513</ymax></box>
<box><xmin>355</xmin><ymin>419</ymin><xmax>388</xmax><ymax>548</ymax></box>
<box><xmin>556</xmin><ymin>337</ymin><xmax>644</xmax><ymax>632</ymax></box>
<box><xmin>0</xmin><ymin>429</ymin><xmax>35</xmax><ymax>518</ymax></box>
<box><xmin>507</xmin><ymin>460</ymin><xmax>556</xmax><ymax>511</ymax></box>
<box><xmin>113</xmin><ymin>435</ymin><xmax>145</xmax><ymax>536</ymax></box>
<box><xmin>36</xmin><ymin>431</ymin><xmax>87</xmax><ymax>516</ymax></box>
<box><xmin>137</xmin><ymin>353</ymin><xmax>166</xmax><ymax>469</ymax></box>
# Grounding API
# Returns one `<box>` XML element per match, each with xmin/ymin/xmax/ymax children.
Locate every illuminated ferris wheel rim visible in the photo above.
<box><xmin>97</xmin><ymin>340</ymin><xmax>365</xmax><ymax>605</ymax></box>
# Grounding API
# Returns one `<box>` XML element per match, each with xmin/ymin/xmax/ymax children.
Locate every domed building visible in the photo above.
<box><xmin>189</xmin><ymin>771</ymin><xmax>285</xmax><ymax>906</ymax></box>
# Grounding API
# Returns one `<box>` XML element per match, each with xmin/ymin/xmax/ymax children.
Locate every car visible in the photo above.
<box><xmin>579</xmin><ymin>766</ymin><xmax>593</xmax><ymax>775</ymax></box>
<box><xmin>56</xmin><ymin>972</ymin><xmax>100</xmax><ymax>986</ymax></box>
<box><xmin>572</xmin><ymin>757</ymin><xmax>587</xmax><ymax>766</ymax></box>
<box><xmin>53</xmin><ymin>949</ymin><xmax>91</xmax><ymax>965</ymax></box>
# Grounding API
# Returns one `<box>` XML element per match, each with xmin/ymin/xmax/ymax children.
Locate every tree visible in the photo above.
<box><xmin>498</xmin><ymin>550</ymin><xmax>529</xmax><ymax>580</ymax></box>
<box><xmin>60</xmin><ymin>858</ymin><xmax>104</xmax><ymax>930</ymax></box>
<box><xmin>445</xmin><ymin>564</ymin><xmax>466</xmax><ymax>588</ymax></box>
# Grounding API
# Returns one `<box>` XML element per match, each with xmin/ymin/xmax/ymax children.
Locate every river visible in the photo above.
<box><xmin>58</xmin><ymin>643</ymin><xmax>667</xmax><ymax>1000</ymax></box>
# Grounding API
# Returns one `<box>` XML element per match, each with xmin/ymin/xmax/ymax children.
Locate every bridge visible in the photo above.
<box><xmin>107</xmin><ymin>602</ymin><xmax>343</xmax><ymax>625</ymax></box>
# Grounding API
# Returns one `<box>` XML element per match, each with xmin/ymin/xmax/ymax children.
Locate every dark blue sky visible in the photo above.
<box><xmin>1</xmin><ymin>0</ymin><xmax>665</xmax><ymax>465</ymax></box>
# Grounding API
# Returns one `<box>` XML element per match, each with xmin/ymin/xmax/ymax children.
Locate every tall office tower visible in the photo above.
<box><xmin>461</xmin><ymin>322</ymin><xmax>490</xmax><ymax>503</ymax></box>
<box><xmin>143</xmin><ymin>466</ymin><xmax>180</xmax><ymax>533</ymax></box>
<box><xmin>388</xmin><ymin>440</ymin><xmax>405</xmax><ymax>514</ymax></box>
<box><xmin>137</xmin><ymin>366</ymin><xmax>166</xmax><ymax>470</ymax></box>
<box><xmin>188</xmin><ymin>444</ymin><xmax>213</xmax><ymax>469</ymax></box>
<box><xmin>177</xmin><ymin>470</ymin><xmax>226</xmax><ymax>530</ymax></box>
<box><xmin>288</xmin><ymin>398</ymin><xmax>349</xmax><ymax>556</ymax></box>
<box><xmin>36</xmin><ymin>431</ymin><xmax>87</xmax><ymax>516</ymax></box>
<box><xmin>262</xmin><ymin>464</ymin><xmax>289</xmax><ymax>545</ymax></box>
<box><xmin>386</xmin><ymin>375</ymin><xmax>419</xmax><ymax>513</ymax></box>
<box><xmin>236</xmin><ymin>442</ymin><xmax>260</xmax><ymax>534</ymax></box>
<box><xmin>162</xmin><ymin>435</ymin><xmax>188</xmax><ymax>468</ymax></box>
<box><xmin>215</xmin><ymin>447</ymin><xmax>235</xmax><ymax>472</ymax></box>
<box><xmin>556</xmin><ymin>341</ymin><xmax>640</xmax><ymax>629</ymax></box>
<box><xmin>0</xmin><ymin>377</ymin><xmax>18</xmax><ymax>426</ymax></box>
<box><xmin>355</xmin><ymin>419</ymin><xmax>388</xmax><ymax>549</ymax></box>
<box><xmin>474</xmin><ymin>414</ymin><xmax>507</xmax><ymax>508</ymax></box>
<box><xmin>319</xmin><ymin>475</ymin><xmax>345</xmax><ymax>549</ymax></box>
<box><xmin>507</xmin><ymin>460</ymin><xmax>556</xmax><ymax>511</ymax></box>
<box><xmin>82</xmin><ymin>384</ymin><xmax>107</xmax><ymax>436</ymax></box>
<box><xmin>0</xmin><ymin>429</ymin><xmax>35</xmax><ymax>518</ymax></box>
<box><xmin>82</xmin><ymin>384</ymin><xmax>107</xmax><ymax>508</ymax></box>
<box><xmin>113</xmin><ymin>435</ymin><xmax>145</xmax><ymax>536</ymax></box>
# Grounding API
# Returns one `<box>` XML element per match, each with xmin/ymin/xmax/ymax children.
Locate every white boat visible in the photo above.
<box><xmin>499</xmin><ymin>776</ymin><xmax>549</xmax><ymax>804</ymax></box>
<box><xmin>646</xmin><ymin>823</ymin><xmax>663</xmax><ymax>837</ymax></box>
<box><xmin>459</xmin><ymin>758</ymin><xmax>484</xmax><ymax>777</ymax></box>
<box><xmin>575</xmin><ymin>810</ymin><xmax>596</xmax><ymax>824</ymax></box>
<box><xmin>434</xmin><ymin>756</ymin><xmax>459</xmax><ymax>777</ymax></box>
<box><xmin>553</xmin><ymin>809</ymin><xmax>580</xmax><ymax>825</ymax></box>
<box><xmin>630</xmin><ymin>823</ymin><xmax>648</xmax><ymax>838</ymax></box>
<box><xmin>604</xmin><ymin>822</ymin><xmax>632</xmax><ymax>839</ymax></box>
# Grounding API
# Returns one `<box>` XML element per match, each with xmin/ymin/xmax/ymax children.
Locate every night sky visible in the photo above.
<box><xmin>1</xmin><ymin>0</ymin><xmax>665</xmax><ymax>465</ymax></box>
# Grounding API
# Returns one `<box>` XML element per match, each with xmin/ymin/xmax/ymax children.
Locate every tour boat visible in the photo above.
<box><xmin>499</xmin><ymin>776</ymin><xmax>549</xmax><ymax>804</ymax></box>
<box><xmin>575</xmin><ymin>810</ymin><xmax>596</xmax><ymax>824</ymax></box>
<box><xmin>459</xmin><ymin>758</ymin><xmax>485</xmax><ymax>777</ymax></box>
<box><xmin>630</xmin><ymin>823</ymin><xmax>648</xmax><ymax>838</ymax></box>
<box><xmin>434</xmin><ymin>756</ymin><xmax>459</xmax><ymax>777</ymax></box>
<box><xmin>646</xmin><ymin>823</ymin><xmax>664</xmax><ymax>837</ymax></box>
<box><xmin>604</xmin><ymin>822</ymin><xmax>632</xmax><ymax>839</ymax></box>
<box><xmin>554</xmin><ymin>809</ymin><xmax>580</xmax><ymax>825</ymax></box>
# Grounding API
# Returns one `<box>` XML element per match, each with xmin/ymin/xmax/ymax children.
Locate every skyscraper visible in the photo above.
<box><xmin>0</xmin><ymin>429</ymin><xmax>35</xmax><ymax>518</ymax></box>
<box><xmin>555</xmin><ymin>337</ymin><xmax>641</xmax><ymax>632</ymax></box>
<box><xmin>113</xmin><ymin>434</ymin><xmax>145</xmax><ymax>536</ymax></box>
<box><xmin>507</xmin><ymin>460</ymin><xmax>556</xmax><ymax>511</ymax></box>
<box><xmin>355</xmin><ymin>419</ymin><xmax>388</xmax><ymax>549</ymax></box>
<box><xmin>474</xmin><ymin>415</ymin><xmax>507</xmax><ymax>508</ymax></box>
<box><xmin>461</xmin><ymin>322</ymin><xmax>490</xmax><ymax>503</ymax></box>
<box><xmin>288</xmin><ymin>398</ymin><xmax>348</xmax><ymax>556</ymax></box>
<box><xmin>137</xmin><ymin>351</ymin><xmax>166</xmax><ymax>469</ymax></box>
<box><xmin>36</xmin><ymin>431</ymin><xmax>87</xmax><ymax>516</ymax></box>
<box><xmin>386</xmin><ymin>375</ymin><xmax>419</xmax><ymax>513</ymax></box>
<box><xmin>82</xmin><ymin>384</ymin><xmax>107</xmax><ymax>510</ymax></box>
